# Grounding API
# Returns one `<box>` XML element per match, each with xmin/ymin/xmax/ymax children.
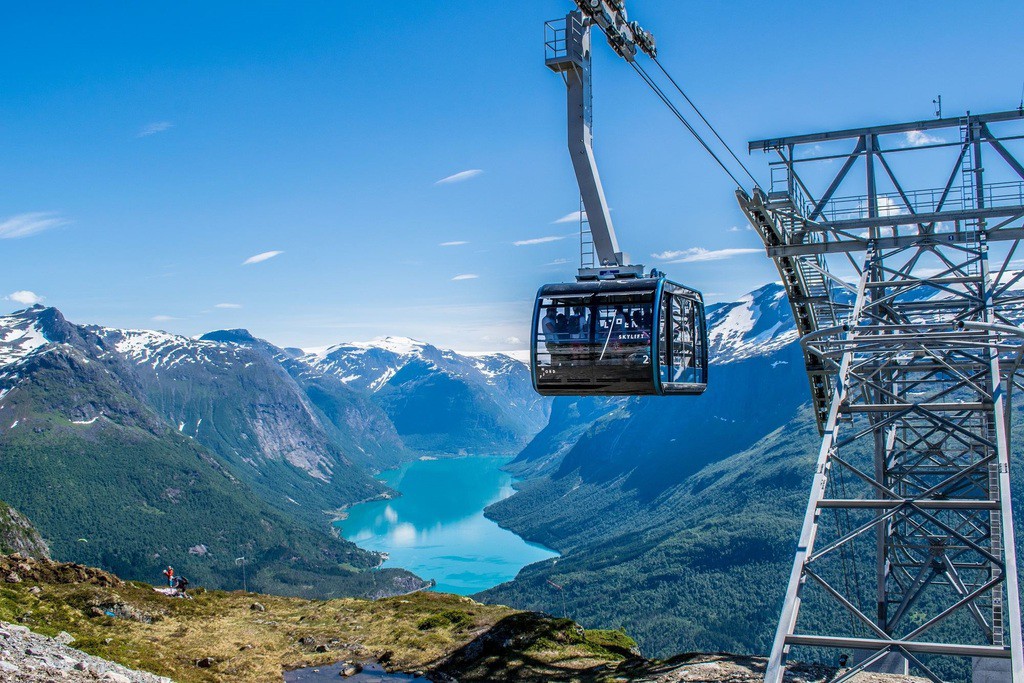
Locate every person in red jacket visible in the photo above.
<box><xmin>162</xmin><ymin>566</ymin><xmax>174</xmax><ymax>588</ymax></box>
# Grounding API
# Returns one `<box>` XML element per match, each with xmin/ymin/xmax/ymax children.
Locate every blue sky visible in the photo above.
<box><xmin>2</xmin><ymin>1</ymin><xmax>1023</xmax><ymax>353</ymax></box>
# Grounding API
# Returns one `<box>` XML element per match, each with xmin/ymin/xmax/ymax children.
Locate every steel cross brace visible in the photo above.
<box><xmin>759</xmin><ymin>239</ymin><xmax>1022</xmax><ymax>681</ymax></box>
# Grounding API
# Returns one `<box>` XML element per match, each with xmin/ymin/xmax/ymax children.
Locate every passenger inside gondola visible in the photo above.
<box><xmin>556</xmin><ymin>312</ymin><xmax>568</xmax><ymax>337</ymax></box>
<box><xmin>541</xmin><ymin>307</ymin><xmax>558</xmax><ymax>339</ymax></box>
<box><xmin>532</xmin><ymin>280</ymin><xmax>706</xmax><ymax>395</ymax></box>
<box><xmin>569</xmin><ymin>307</ymin><xmax>587</xmax><ymax>341</ymax></box>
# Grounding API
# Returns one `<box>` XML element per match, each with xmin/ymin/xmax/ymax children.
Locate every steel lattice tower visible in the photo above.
<box><xmin>738</xmin><ymin>110</ymin><xmax>1024</xmax><ymax>683</ymax></box>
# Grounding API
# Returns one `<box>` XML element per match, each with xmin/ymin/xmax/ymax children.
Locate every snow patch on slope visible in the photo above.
<box><xmin>107</xmin><ymin>328</ymin><xmax>243</xmax><ymax>370</ymax></box>
<box><xmin>0</xmin><ymin>314</ymin><xmax>50</xmax><ymax>367</ymax></box>
<box><xmin>296</xmin><ymin>337</ymin><xmax>526</xmax><ymax>394</ymax></box>
<box><xmin>706</xmin><ymin>284</ymin><xmax>799</xmax><ymax>364</ymax></box>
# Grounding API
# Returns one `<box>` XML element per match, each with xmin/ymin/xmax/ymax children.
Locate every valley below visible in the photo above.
<box><xmin>0</xmin><ymin>282</ymin><xmax>1020</xmax><ymax>682</ymax></box>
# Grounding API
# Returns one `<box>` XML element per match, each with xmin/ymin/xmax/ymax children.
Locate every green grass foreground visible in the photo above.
<box><xmin>0</xmin><ymin>554</ymin><xmax>637</xmax><ymax>682</ymax></box>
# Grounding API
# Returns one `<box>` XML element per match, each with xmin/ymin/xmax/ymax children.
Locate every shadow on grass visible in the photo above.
<box><xmin>430</xmin><ymin>612</ymin><xmax>636</xmax><ymax>682</ymax></box>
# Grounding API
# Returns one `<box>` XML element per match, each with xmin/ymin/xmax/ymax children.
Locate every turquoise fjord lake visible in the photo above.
<box><xmin>336</xmin><ymin>456</ymin><xmax>557</xmax><ymax>595</ymax></box>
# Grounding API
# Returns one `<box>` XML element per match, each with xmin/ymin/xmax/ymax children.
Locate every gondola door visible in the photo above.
<box><xmin>658</xmin><ymin>291</ymin><xmax>706</xmax><ymax>393</ymax></box>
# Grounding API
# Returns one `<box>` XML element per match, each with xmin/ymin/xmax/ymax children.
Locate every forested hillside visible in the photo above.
<box><xmin>480</xmin><ymin>284</ymin><xmax>811</xmax><ymax>651</ymax></box>
<box><xmin>481</xmin><ymin>407</ymin><xmax>819</xmax><ymax>655</ymax></box>
<box><xmin>0</xmin><ymin>305</ymin><xmax>544</xmax><ymax>599</ymax></box>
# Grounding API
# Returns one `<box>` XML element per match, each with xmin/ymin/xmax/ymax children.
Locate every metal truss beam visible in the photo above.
<box><xmin>750</xmin><ymin>109</ymin><xmax>1024</xmax><ymax>151</ymax></box>
<box><xmin>741</xmin><ymin>111</ymin><xmax>1024</xmax><ymax>683</ymax></box>
<box><xmin>766</xmin><ymin>226</ymin><xmax>1024</xmax><ymax>258</ymax></box>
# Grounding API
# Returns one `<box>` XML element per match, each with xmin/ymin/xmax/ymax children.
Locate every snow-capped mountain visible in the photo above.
<box><xmin>105</xmin><ymin>327</ymin><xmax>246</xmax><ymax>371</ymax></box>
<box><xmin>298</xmin><ymin>337</ymin><xmax>453</xmax><ymax>393</ymax></box>
<box><xmin>0</xmin><ymin>305</ymin><xmax>426</xmax><ymax>599</ymax></box>
<box><xmin>702</xmin><ymin>274</ymin><xmax>1024</xmax><ymax>365</ymax></box>
<box><xmin>0</xmin><ymin>309</ymin><xmax>50</xmax><ymax>368</ymax></box>
<box><xmin>294</xmin><ymin>337</ymin><xmax>550</xmax><ymax>454</ymax></box>
<box><xmin>296</xmin><ymin>337</ymin><xmax>532</xmax><ymax>393</ymax></box>
<box><xmin>706</xmin><ymin>283</ymin><xmax>797</xmax><ymax>364</ymax></box>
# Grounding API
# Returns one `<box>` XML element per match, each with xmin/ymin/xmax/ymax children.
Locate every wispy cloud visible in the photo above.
<box><xmin>452</xmin><ymin>274</ymin><xmax>479</xmax><ymax>281</ymax></box>
<box><xmin>903</xmin><ymin>130</ymin><xmax>943</xmax><ymax>147</ymax></box>
<box><xmin>6</xmin><ymin>290</ymin><xmax>43</xmax><ymax>306</ymax></box>
<box><xmin>513</xmin><ymin>234</ymin><xmax>574</xmax><ymax>247</ymax></box>
<box><xmin>242</xmin><ymin>250</ymin><xmax>283</xmax><ymax>266</ymax></box>
<box><xmin>652</xmin><ymin>247</ymin><xmax>762</xmax><ymax>263</ymax></box>
<box><xmin>440</xmin><ymin>240</ymin><xmax>468</xmax><ymax>247</ymax></box>
<box><xmin>215</xmin><ymin>303</ymin><xmax>242</xmax><ymax>309</ymax></box>
<box><xmin>545</xmin><ymin>258</ymin><xmax>570</xmax><ymax>266</ymax></box>
<box><xmin>0</xmin><ymin>212</ymin><xmax>68</xmax><ymax>239</ymax></box>
<box><xmin>553</xmin><ymin>210</ymin><xmax>586</xmax><ymax>224</ymax></box>
<box><xmin>435</xmin><ymin>169</ymin><xmax>483</xmax><ymax>185</ymax></box>
<box><xmin>151</xmin><ymin>315</ymin><xmax>177</xmax><ymax>322</ymax></box>
<box><xmin>137</xmin><ymin>121</ymin><xmax>173</xmax><ymax>138</ymax></box>
<box><xmin>799</xmin><ymin>143</ymin><xmax>826</xmax><ymax>158</ymax></box>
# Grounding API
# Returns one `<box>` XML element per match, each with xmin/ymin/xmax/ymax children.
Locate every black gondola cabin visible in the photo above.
<box><xmin>531</xmin><ymin>276</ymin><xmax>708</xmax><ymax>396</ymax></box>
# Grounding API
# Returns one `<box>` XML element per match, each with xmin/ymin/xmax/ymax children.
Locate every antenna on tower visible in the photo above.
<box><xmin>932</xmin><ymin>94</ymin><xmax>942</xmax><ymax>118</ymax></box>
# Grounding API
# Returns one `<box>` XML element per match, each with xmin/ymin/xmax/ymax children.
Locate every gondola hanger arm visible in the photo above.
<box><xmin>547</xmin><ymin>1</ymin><xmax>656</xmax><ymax>278</ymax></box>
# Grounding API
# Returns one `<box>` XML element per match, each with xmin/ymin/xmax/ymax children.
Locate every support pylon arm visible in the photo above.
<box><xmin>547</xmin><ymin>2</ymin><xmax>657</xmax><ymax>270</ymax></box>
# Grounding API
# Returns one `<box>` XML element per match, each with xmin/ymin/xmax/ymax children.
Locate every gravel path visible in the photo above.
<box><xmin>0</xmin><ymin>621</ymin><xmax>172</xmax><ymax>682</ymax></box>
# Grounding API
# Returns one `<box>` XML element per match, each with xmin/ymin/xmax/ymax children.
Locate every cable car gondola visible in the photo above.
<box><xmin>531</xmin><ymin>4</ymin><xmax>708</xmax><ymax>398</ymax></box>
<box><xmin>531</xmin><ymin>274</ymin><xmax>707</xmax><ymax>396</ymax></box>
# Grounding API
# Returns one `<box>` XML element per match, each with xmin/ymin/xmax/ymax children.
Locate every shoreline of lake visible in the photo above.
<box><xmin>335</xmin><ymin>455</ymin><xmax>558</xmax><ymax>595</ymax></box>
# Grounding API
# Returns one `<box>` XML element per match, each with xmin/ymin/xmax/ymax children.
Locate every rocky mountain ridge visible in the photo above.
<box><xmin>293</xmin><ymin>336</ymin><xmax>550</xmax><ymax>454</ymax></box>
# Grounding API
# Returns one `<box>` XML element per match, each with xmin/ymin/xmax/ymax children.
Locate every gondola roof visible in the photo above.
<box><xmin>538</xmin><ymin>277</ymin><xmax>700</xmax><ymax>297</ymax></box>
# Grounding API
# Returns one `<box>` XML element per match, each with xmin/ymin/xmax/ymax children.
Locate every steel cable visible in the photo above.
<box><xmin>588</xmin><ymin>17</ymin><xmax>758</xmax><ymax>190</ymax></box>
<box><xmin>651</xmin><ymin>57</ymin><xmax>760</xmax><ymax>187</ymax></box>
<box><xmin>625</xmin><ymin>59</ymin><xmax>747</xmax><ymax>189</ymax></box>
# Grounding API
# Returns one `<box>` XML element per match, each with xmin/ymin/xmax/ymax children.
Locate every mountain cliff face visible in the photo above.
<box><xmin>295</xmin><ymin>338</ymin><xmax>550</xmax><ymax>455</ymax></box>
<box><xmin>504</xmin><ymin>283</ymin><xmax>806</xmax><ymax>500</ymax></box>
<box><xmin>0</xmin><ymin>500</ymin><xmax>49</xmax><ymax>559</ymax></box>
<box><xmin>99</xmin><ymin>325</ymin><xmax>389</xmax><ymax>527</ymax></box>
<box><xmin>0</xmin><ymin>306</ymin><xmax>541</xmax><ymax>599</ymax></box>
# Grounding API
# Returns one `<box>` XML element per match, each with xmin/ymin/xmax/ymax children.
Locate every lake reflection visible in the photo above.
<box><xmin>336</xmin><ymin>456</ymin><xmax>557</xmax><ymax>595</ymax></box>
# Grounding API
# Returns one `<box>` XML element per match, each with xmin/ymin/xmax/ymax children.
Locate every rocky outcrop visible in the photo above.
<box><xmin>0</xmin><ymin>621</ymin><xmax>170</xmax><ymax>682</ymax></box>
<box><xmin>0</xmin><ymin>554</ymin><xmax>120</xmax><ymax>587</ymax></box>
<box><xmin>0</xmin><ymin>503</ymin><xmax>48</xmax><ymax>560</ymax></box>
